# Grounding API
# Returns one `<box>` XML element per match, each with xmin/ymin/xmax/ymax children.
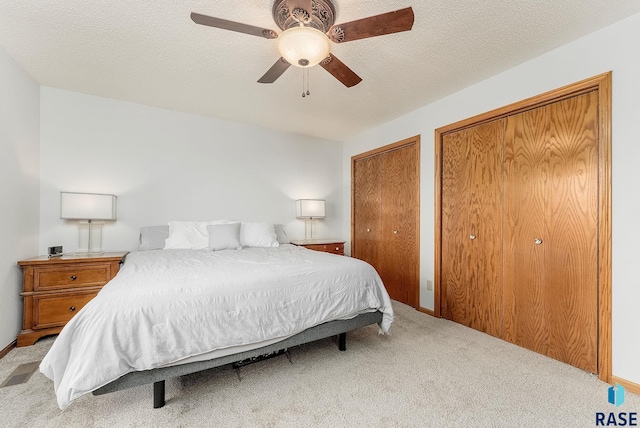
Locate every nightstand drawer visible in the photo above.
<box><xmin>34</xmin><ymin>265</ymin><xmax>111</xmax><ymax>291</ymax></box>
<box><xmin>304</xmin><ymin>243</ymin><xmax>344</xmax><ymax>255</ymax></box>
<box><xmin>33</xmin><ymin>291</ymin><xmax>98</xmax><ymax>329</ymax></box>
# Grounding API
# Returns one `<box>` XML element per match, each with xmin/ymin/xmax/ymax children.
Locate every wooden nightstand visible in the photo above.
<box><xmin>17</xmin><ymin>252</ymin><xmax>128</xmax><ymax>346</ymax></box>
<box><xmin>291</xmin><ymin>239</ymin><xmax>345</xmax><ymax>256</ymax></box>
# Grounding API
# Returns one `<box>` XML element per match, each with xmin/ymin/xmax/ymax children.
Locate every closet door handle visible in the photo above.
<box><xmin>534</xmin><ymin>238</ymin><xmax>543</xmax><ymax>245</ymax></box>
<box><xmin>366</xmin><ymin>228</ymin><xmax>371</xmax><ymax>232</ymax></box>
<box><xmin>470</xmin><ymin>234</ymin><xmax>476</xmax><ymax>240</ymax></box>
<box><xmin>393</xmin><ymin>230</ymin><xmax>398</xmax><ymax>234</ymax></box>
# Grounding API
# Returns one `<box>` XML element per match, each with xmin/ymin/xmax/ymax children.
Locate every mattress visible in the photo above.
<box><xmin>40</xmin><ymin>244</ymin><xmax>394</xmax><ymax>409</ymax></box>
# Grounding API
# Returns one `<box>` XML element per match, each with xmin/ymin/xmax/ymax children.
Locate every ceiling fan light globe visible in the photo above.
<box><xmin>277</xmin><ymin>26</ymin><xmax>331</xmax><ymax>68</ymax></box>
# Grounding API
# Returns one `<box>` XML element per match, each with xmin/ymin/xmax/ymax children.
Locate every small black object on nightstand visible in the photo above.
<box><xmin>47</xmin><ymin>246</ymin><xmax>63</xmax><ymax>258</ymax></box>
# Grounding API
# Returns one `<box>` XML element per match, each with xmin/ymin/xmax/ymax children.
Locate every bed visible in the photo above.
<box><xmin>39</xmin><ymin>223</ymin><xmax>394</xmax><ymax>410</ymax></box>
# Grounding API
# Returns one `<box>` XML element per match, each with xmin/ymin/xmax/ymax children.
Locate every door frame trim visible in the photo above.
<box><xmin>434</xmin><ymin>72</ymin><xmax>612</xmax><ymax>383</ymax></box>
<box><xmin>351</xmin><ymin>135</ymin><xmax>421</xmax><ymax>308</ymax></box>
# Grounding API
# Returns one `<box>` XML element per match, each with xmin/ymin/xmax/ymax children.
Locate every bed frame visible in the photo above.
<box><xmin>92</xmin><ymin>310</ymin><xmax>383</xmax><ymax>408</ymax></box>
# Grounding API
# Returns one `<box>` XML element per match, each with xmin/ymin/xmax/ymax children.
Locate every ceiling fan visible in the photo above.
<box><xmin>191</xmin><ymin>0</ymin><xmax>414</xmax><ymax>88</ymax></box>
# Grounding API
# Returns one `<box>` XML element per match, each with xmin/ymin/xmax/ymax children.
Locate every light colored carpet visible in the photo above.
<box><xmin>0</xmin><ymin>301</ymin><xmax>637</xmax><ymax>427</ymax></box>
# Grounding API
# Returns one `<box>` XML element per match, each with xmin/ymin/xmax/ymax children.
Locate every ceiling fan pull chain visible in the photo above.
<box><xmin>302</xmin><ymin>68</ymin><xmax>306</xmax><ymax>97</ymax></box>
<box><xmin>302</xmin><ymin>67</ymin><xmax>311</xmax><ymax>98</ymax></box>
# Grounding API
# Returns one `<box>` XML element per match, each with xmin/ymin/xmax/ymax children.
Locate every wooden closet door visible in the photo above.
<box><xmin>441</xmin><ymin>120</ymin><xmax>503</xmax><ymax>337</ymax></box>
<box><xmin>503</xmin><ymin>106</ymin><xmax>549</xmax><ymax>353</ymax></box>
<box><xmin>352</xmin><ymin>155</ymin><xmax>382</xmax><ymax>269</ymax></box>
<box><xmin>545</xmin><ymin>91</ymin><xmax>598</xmax><ymax>372</ymax></box>
<box><xmin>441</xmin><ymin>130</ymin><xmax>472</xmax><ymax>324</ymax></box>
<box><xmin>379</xmin><ymin>145</ymin><xmax>419</xmax><ymax>306</ymax></box>
<box><xmin>503</xmin><ymin>91</ymin><xmax>598</xmax><ymax>373</ymax></box>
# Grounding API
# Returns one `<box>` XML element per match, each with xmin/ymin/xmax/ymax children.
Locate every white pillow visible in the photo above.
<box><xmin>240</xmin><ymin>222</ymin><xmax>279</xmax><ymax>248</ymax></box>
<box><xmin>207</xmin><ymin>223</ymin><xmax>242</xmax><ymax>251</ymax></box>
<box><xmin>139</xmin><ymin>225</ymin><xmax>169</xmax><ymax>250</ymax></box>
<box><xmin>274</xmin><ymin>224</ymin><xmax>290</xmax><ymax>244</ymax></box>
<box><xmin>164</xmin><ymin>220</ymin><xmax>227</xmax><ymax>249</ymax></box>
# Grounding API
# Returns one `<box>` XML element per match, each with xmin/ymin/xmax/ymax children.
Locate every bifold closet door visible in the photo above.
<box><xmin>503</xmin><ymin>91</ymin><xmax>599</xmax><ymax>373</ymax></box>
<box><xmin>352</xmin><ymin>154</ymin><xmax>382</xmax><ymax>270</ymax></box>
<box><xmin>379</xmin><ymin>146</ymin><xmax>419</xmax><ymax>306</ymax></box>
<box><xmin>441</xmin><ymin>120</ymin><xmax>503</xmax><ymax>337</ymax></box>
<box><xmin>352</xmin><ymin>137</ymin><xmax>420</xmax><ymax>307</ymax></box>
<box><xmin>502</xmin><ymin>106</ymin><xmax>549</xmax><ymax>355</ymax></box>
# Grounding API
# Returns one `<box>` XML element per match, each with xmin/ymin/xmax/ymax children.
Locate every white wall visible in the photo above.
<box><xmin>0</xmin><ymin>48</ymin><xmax>40</xmax><ymax>349</ymax></box>
<box><xmin>343</xmin><ymin>13</ymin><xmax>640</xmax><ymax>384</ymax></box>
<box><xmin>39</xmin><ymin>88</ymin><xmax>344</xmax><ymax>254</ymax></box>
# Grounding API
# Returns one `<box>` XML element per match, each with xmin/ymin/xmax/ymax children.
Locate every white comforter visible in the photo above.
<box><xmin>40</xmin><ymin>245</ymin><xmax>394</xmax><ymax>409</ymax></box>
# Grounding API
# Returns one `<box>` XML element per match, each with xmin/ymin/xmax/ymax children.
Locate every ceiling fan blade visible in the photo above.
<box><xmin>258</xmin><ymin>58</ymin><xmax>292</xmax><ymax>83</ymax></box>
<box><xmin>327</xmin><ymin>7</ymin><xmax>414</xmax><ymax>43</ymax></box>
<box><xmin>319</xmin><ymin>54</ymin><xmax>362</xmax><ymax>88</ymax></box>
<box><xmin>190</xmin><ymin>12</ymin><xmax>278</xmax><ymax>39</ymax></box>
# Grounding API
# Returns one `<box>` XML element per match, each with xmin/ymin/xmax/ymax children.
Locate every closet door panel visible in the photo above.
<box><xmin>441</xmin><ymin>121</ymin><xmax>502</xmax><ymax>335</ymax></box>
<box><xmin>467</xmin><ymin>120</ymin><xmax>504</xmax><ymax>338</ymax></box>
<box><xmin>380</xmin><ymin>145</ymin><xmax>419</xmax><ymax>306</ymax></box>
<box><xmin>545</xmin><ymin>91</ymin><xmax>599</xmax><ymax>373</ymax></box>
<box><xmin>503</xmin><ymin>107</ymin><xmax>548</xmax><ymax>352</ymax></box>
<box><xmin>441</xmin><ymin>131</ymin><xmax>472</xmax><ymax>324</ymax></box>
<box><xmin>352</xmin><ymin>155</ymin><xmax>382</xmax><ymax>270</ymax></box>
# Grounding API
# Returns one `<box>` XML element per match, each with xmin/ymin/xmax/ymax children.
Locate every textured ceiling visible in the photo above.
<box><xmin>1</xmin><ymin>1</ymin><xmax>639</xmax><ymax>141</ymax></box>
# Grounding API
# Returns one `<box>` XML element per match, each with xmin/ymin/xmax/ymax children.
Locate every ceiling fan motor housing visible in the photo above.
<box><xmin>272</xmin><ymin>0</ymin><xmax>337</xmax><ymax>32</ymax></box>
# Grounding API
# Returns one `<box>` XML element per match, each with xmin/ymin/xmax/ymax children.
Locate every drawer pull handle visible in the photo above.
<box><xmin>336</xmin><ymin>247</ymin><xmax>340</xmax><ymax>251</ymax></box>
<box><xmin>393</xmin><ymin>230</ymin><xmax>398</xmax><ymax>234</ymax></box>
<box><xmin>366</xmin><ymin>228</ymin><xmax>371</xmax><ymax>232</ymax></box>
<box><xmin>70</xmin><ymin>275</ymin><xmax>77</xmax><ymax>281</ymax></box>
<box><xmin>69</xmin><ymin>306</ymin><xmax>76</xmax><ymax>312</ymax></box>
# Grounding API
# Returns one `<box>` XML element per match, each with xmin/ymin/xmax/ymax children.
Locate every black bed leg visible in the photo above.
<box><xmin>338</xmin><ymin>332</ymin><xmax>346</xmax><ymax>351</ymax></box>
<box><xmin>153</xmin><ymin>380</ymin><xmax>165</xmax><ymax>409</ymax></box>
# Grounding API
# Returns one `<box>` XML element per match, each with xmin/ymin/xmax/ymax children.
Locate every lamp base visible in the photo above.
<box><xmin>304</xmin><ymin>219</ymin><xmax>319</xmax><ymax>240</ymax></box>
<box><xmin>77</xmin><ymin>221</ymin><xmax>104</xmax><ymax>254</ymax></box>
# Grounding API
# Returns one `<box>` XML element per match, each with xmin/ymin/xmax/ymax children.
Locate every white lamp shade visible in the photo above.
<box><xmin>277</xmin><ymin>26</ymin><xmax>331</xmax><ymax>68</ymax></box>
<box><xmin>60</xmin><ymin>192</ymin><xmax>117</xmax><ymax>221</ymax></box>
<box><xmin>296</xmin><ymin>199</ymin><xmax>326</xmax><ymax>219</ymax></box>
